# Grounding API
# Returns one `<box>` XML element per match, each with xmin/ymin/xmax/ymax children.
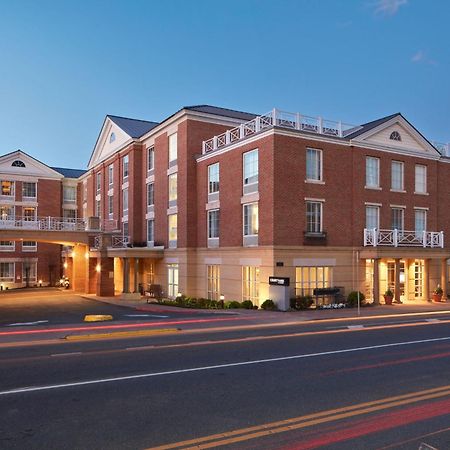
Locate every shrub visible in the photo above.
<box><xmin>241</xmin><ymin>300</ymin><xmax>254</xmax><ymax>309</ymax></box>
<box><xmin>384</xmin><ymin>289</ymin><xmax>394</xmax><ymax>297</ymax></box>
<box><xmin>225</xmin><ymin>301</ymin><xmax>241</xmax><ymax>309</ymax></box>
<box><xmin>346</xmin><ymin>291</ymin><xmax>365</xmax><ymax>308</ymax></box>
<box><xmin>290</xmin><ymin>295</ymin><xmax>314</xmax><ymax>310</ymax></box>
<box><xmin>261</xmin><ymin>299</ymin><xmax>276</xmax><ymax>310</ymax></box>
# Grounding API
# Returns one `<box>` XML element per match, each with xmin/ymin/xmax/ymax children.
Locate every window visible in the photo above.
<box><xmin>391</xmin><ymin>207</ymin><xmax>404</xmax><ymax>231</ymax></box>
<box><xmin>147</xmin><ymin>183</ymin><xmax>154</xmax><ymax>207</ymax></box>
<box><xmin>11</xmin><ymin>160</ymin><xmax>25</xmax><ymax>167</ymax></box>
<box><xmin>0</xmin><ymin>262</ymin><xmax>14</xmax><ymax>281</ymax></box>
<box><xmin>95</xmin><ymin>200</ymin><xmax>101</xmax><ymax>218</ymax></box>
<box><xmin>0</xmin><ymin>241</ymin><xmax>14</xmax><ymax>251</ymax></box>
<box><xmin>168</xmin><ymin>173</ymin><xmax>177</xmax><ymax>204</ymax></box>
<box><xmin>391</xmin><ymin>161</ymin><xmax>404</xmax><ymax>191</ymax></box>
<box><xmin>208</xmin><ymin>209</ymin><xmax>220</xmax><ymax>239</ymax></box>
<box><xmin>415</xmin><ymin>165</ymin><xmax>427</xmax><ymax>194</ymax></box>
<box><xmin>414</xmin><ymin>260</ymin><xmax>424</xmax><ymax>298</ymax></box>
<box><xmin>108</xmin><ymin>164</ymin><xmax>114</xmax><ymax>186</ymax></box>
<box><xmin>0</xmin><ymin>206</ymin><xmax>14</xmax><ymax>220</ymax></box>
<box><xmin>1</xmin><ymin>181</ymin><xmax>14</xmax><ymax>197</ymax></box>
<box><xmin>295</xmin><ymin>266</ymin><xmax>332</xmax><ymax>296</ymax></box>
<box><xmin>63</xmin><ymin>209</ymin><xmax>76</xmax><ymax>220</ymax></box>
<box><xmin>22</xmin><ymin>262</ymin><xmax>37</xmax><ymax>282</ymax></box>
<box><xmin>123</xmin><ymin>155</ymin><xmax>129</xmax><ymax>180</ymax></box>
<box><xmin>365</xmin><ymin>205</ymin><xmax>379</xmax><ymax>229</ymax></box>
<box><xmin>306</xmin><ymin>148</ymin><xmax>322</xmax><ymax>181</ymax></box>
<box><xmin>167</xmin><ymin>264</ymin><xmax>179</xmax><ymax>298</ymax></box>
<box><xmin>123</xmin><ymin>188</ymin><xmax>129</xmax><ymax>214</ymax></box>
<box><xmin>366</xmin><ymin>157</ymin><xmax>380</xmax><ymax>188</ymax></box>
<box><xmin>306</xmin><ymin>201</ymin><xmax>322</xmax><ymax>233</ymax></box>
<box><xmin>208</xmin><ymin>163</ymin><xmax>219</xmax><ymax>194</ymax></box>
<box><xmin>108</xmin><ymin>195</ymin><xmax>113</xmax><ymax>216</ymax></box>
<box><xmin>147</xmin><ymin>219</ymin><xmax>154</xmax><ymax>243</ymax></box>
<box><xmin>96</xmin><ymin>172</ymin><xmax>101</xmax><ymax>193</ymax></box>
<box><xmin>83</xmin><ymin>181</ymin><xmax>87</xmax><ymax>203</ymax></box>
<box><xmin>390</xmin><ymin>131</ymin><xmax>401</xmax><ymax>141</ymax></box>
<box><xmin>22</xmin><ymin>241</ymin><xmax>37</xmax><ymax>252</ymax></box>
<box><xmin>63</xmin><ymin>186</ymin><xmax>76</xmax><ymax>203</ymax></box>
<box><xmin>110</xmin><ymin>132</ymin><xmax>116</xmax><ymax>143</ymax></box>
<box><xmin>242</xmin><ymin>266</ymin><xmax>259</xmax><ymax>304</ymax></box>
<box><xmin>207</xmin><ymin>265</ymin><xmax>220</xmax><ymax>301</ymax></box>
<box><xmin>22</xmin><ymin>182</ymin><xmax>36</xmax><ymax>198</ymax></box>
<box><xmin>123</xmin><ymin>222</ymin><xmax>129</xmax><ymax>238</ymax></box>
<box><xmin>23</xmin><ymin>207</ymin><xmax>36</xmax><ymax>221</ymax></box>
<box><xmin>243</xmin><ymin>203</ymin><xmax>258</xmax><ymax>236</ymax></box>
<box><xmin>168</xmin><ymin>133</ymin><xmax>177</xmax><ymax>164</ymax></box>
<box><xmin>168</xmin><ymin>214</ymin><xmax>177</xmax><ymax>245</ymax></box>
<box><xmin>148</xmin><ymin>147</ymin><xmax>154</xmax><ymax>172</ymax></box>
<box><xmin>243</xmin><ymin>149</ymin><xmax>258</xmax><ymax>187</ymax></box>
<box><xmin>415</xmin><ymin>209</ymin><xmax>427</xmax><ymax>237</ymax></box>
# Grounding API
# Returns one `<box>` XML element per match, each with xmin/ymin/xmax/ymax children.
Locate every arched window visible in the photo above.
<box><xmin>390</xmin><ymin>131</ymin><xmax>401</xmax><ymax>142</ymax></box>
<box><xmin>11</xmin><ymin>160</ymin><xmax>25</xmax><ymax>167</ymax></box>
<box><xmin>109</xmin><ymin>132</ymin><xmax>116</xmax><ymax>143</ymax></box>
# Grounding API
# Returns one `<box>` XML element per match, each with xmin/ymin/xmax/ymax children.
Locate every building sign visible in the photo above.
<box><xmin>269</xmin><ymin>276</ymin><xmax>290</xmax><ymax>286</ymax></box>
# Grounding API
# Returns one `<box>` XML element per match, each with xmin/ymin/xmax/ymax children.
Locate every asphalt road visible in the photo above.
<box><xmin>1</xmin><ymin>315</ymin><xmax>450</xmax><ymax>449</ymax></box>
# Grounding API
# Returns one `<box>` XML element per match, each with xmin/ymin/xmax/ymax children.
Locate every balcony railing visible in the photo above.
<box><xmin>202</xmin><ymin>108</ymin><xmax>359</xmax><ymax>154</ymax></box>
<box><xmin>364</xmin><ymin>228</ymin><xmax>444</xmax><ymax>248</ymax></box>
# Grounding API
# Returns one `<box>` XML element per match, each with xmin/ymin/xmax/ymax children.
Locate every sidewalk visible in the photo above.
<box><xmin>83</xmin><ymin>294</ymin><xmax>450</xmax><ymax>324</ymax></box>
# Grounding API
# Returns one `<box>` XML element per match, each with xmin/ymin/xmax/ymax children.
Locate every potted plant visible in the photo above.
<box><xmin>384</xmin><ymin>289</ymin><xmax>394</xmax><ymax>305</ymax></box>
<box><xmin>433</xmin><ymin>286</ymin><xmax>444</xmax><ymax>303</ymax></box>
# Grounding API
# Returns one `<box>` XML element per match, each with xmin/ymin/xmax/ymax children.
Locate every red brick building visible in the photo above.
<box><xmin>82</xmin><ymin>106</ymin><xmax>449</xmax><ymax>306</ymax></box>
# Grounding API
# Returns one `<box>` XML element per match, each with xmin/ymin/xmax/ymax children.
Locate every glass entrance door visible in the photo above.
<box><xmin>387</xmin><ymin>261</ymin><xmax>405</xmax><ymax>301</ymax></box>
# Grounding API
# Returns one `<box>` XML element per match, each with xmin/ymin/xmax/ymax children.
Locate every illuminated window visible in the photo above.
<box><xmin>243</xmin><ymin>203</ymin><xmax>258</xmax><ymax>236</ymax></box>
<box><xmin>242</xmin><ymin>266</ymin><xmax>259</xmax><ymax>304</ymax></box>
<box><xmin>168</xmin><ymin>133</ymin><xmax>177</xmax><ymax>164</ymax></box>
<box><xmin>167</xmin><ymin>264</ymin><xmax>179</xmax><ymax>298</ymax></box>
<box><xmin>295</xmin><ymin>266</ymin><xmax>332</xmax><ymax>297</ymax></box>
<box><xmin>1</xmin><ymin>181</ymin><xmax>14</xmax><ymax>196</ymax></box>
<box><xmin>168</xmin><ymin>173</ymin><xmax>177</xmax><ymax>205</ymax></box>
<box><xmin>207</xmin><ymin>265</ymin><xmax>220</xmax><ymax>301</ymax></box>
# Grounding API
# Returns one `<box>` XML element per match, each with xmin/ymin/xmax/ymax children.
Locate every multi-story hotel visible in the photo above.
<box><xmin>1</xmin><ymin>105</ymin><xmax>449</xmax><ymax>305</ymax></box>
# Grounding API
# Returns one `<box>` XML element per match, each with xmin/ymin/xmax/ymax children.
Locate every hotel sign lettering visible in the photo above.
<box><xmin>269</xmin><ymin>277</ymin><xmax>290</xmax><ymax>286</ymax></box>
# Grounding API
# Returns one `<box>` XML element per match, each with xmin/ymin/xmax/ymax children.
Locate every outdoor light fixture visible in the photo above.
<box><xmin>85</xmin><ymin>252</ymin><xmax>89</xmax><ymax>259</ymax></box>
<box><xmin>38</xmin><ymin>280</ymin><xmax>43</xmax><ymax>287</ymax></box>
<box><xmin>96</xmin><ymin>264</ymin><xmax>101</xmax><ymax>273</ymax></box>
<box><xmin>176</xmin><ymin>292</ymin><xmax>182</xmax><ymax>298</ymax></box>
<box><xmin>220</xmin><ymin>294</ymin><xmax>225</xmax><ymax>301</ymax></box>
<box><xmin>63</xmin><ymin>262</ymin><xmax>68</xmax><ymax>269</ymax></box>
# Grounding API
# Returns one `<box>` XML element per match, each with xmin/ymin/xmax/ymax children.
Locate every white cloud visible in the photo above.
<box><xmin>373</xmin><ymin>0</ymin><xmax>408</xmax><ymax>16</ymax></box>
<box><xmin>411</xmin><ymin>50</ymin><xmax>437</xmax><ymax>66</ymax></box>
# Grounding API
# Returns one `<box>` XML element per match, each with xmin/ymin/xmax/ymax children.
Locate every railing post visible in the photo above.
<box><xmin>423</xmin><ymin>230</ymin><xmax>427</xmax><ymax>248</ymax></box>
<box><xmin>295</xmin><ymin>113</ymin><xmax>301</xmax><ymax>130</ymax></box>
<box><xmin>213</xmin><ymin>136</ymin><xmax>218</xmax><ymax>150</ymax></box>
<box><xmin>338</xmin><ymin>121</ymin><xmax>343</xmax><ymax>137</ymax></box>
<box><xmin>393</xmin><ymin>229</ymin><xmax>398</xmax><ymax>247</ymax></box>
<box><xmin>225</xmin><ymin>130</ymin><xmax>231</xmax><ymax>144</ymax></box>
<box><xmin>373</xmin><ymin>228</ymin><xmax>378</xmax><ymax>247</ymax></box>
<box><xmin>318</xmin><ymin>117</ymin><xmax>323</xmax><ymax>134</ymax></box>
<box><xmin>440</xmin><ymin>231</ymin><xmax>444</xmax><ymax>248</ymax></box>
<box><xmin>239</xmin><ymin>124</ymin><xmax>245</xmax><ymax>139</ymax></box>
<box><xmin>202</xmin><ymin>141</ymin><xmax>206</xmax><ymax>154</ymax></box>
<box><xmin>272</xmin><ymin>108</ymin><xmax>277</xmax><ymax>126</ymax></box>
<box><xmin>255</xmin><ymin>116</ymin><xmax>261</xmax><ymax>133</ymax></box>
<box><xmin>48</xmin><ymin>216</ymin><xmax>51</xmax><ymax>230</ymax></box>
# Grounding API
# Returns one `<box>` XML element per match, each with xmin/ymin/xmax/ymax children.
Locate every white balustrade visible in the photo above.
<box><xmin>364</xmin><ymin>228</ymin><xmax>444</xmax><ymax>248</ymax></box>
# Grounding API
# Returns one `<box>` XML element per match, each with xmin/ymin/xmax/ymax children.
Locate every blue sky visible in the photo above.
<box><xmin>0</xmin><ymin>0</ymin><xmax>449</xmax><ymax>168</ymax></box>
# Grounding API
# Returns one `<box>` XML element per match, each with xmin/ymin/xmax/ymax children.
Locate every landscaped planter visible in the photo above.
<box><xmin>384</xmin><ymin>295</ymin><xmax>393</xmax><ymax>305</ymax></box>
<box><xmin>433</xmin><ymin>293</ymin><xmax>443</xmax><ymax>302</ymax></box>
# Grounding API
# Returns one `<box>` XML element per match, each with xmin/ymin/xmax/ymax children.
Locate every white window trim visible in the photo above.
<box><xmin>365</xmin><ymin>205</ymin><xmax>380</xmax><ymax>229</ymax></box>
<box><xmin>305</xmin><ymin>200</ymin><xmax>323</xmax><ymax>233</ymax></box>
<box><xmin>305</xmin><ymin>148</ymin><xmax>323</xmax><ymax>183</ymax></box>
<box><xmin>242</xmin><ymin>149</ymin><xmax>259</xmax><ymax>188</ymax></box>
<box><xmin>391</xmin><ymin>160</ymin><xmax>405</xmax><ymax>192</ymax></box>
<box><xmin>365</xmin><ymin>156</ymin><xmax>380</xmax><ymax>189</ymax></box>
<box><xmin>207</xmin><ymin>208</ymin><xmax>220</xmax><ymax>239</ymax></box>
<box><xmin>243</xmin><ymin>202</ymin><xmax>258</xmax><ymax>237</ymax></box>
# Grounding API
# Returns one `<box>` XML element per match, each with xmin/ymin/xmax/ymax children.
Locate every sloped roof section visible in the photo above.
<box><xmin>345</xmin><ymin>113</ymin><xmax>401</xmax><ymax>139</ymax></box>
<box><xmin>107</xmin><ymin>115</ymin><xmax>159</xmax><ymax>138</ymax></box>
<box><xmin>184</xmin><ymin>105</ymin><xmax>257</xmax><ymax>121</ymax></box>
<box><xmin>51</xmin><ymin>167</ymin><xmax>86</xmax><ymax>178</ymax></box>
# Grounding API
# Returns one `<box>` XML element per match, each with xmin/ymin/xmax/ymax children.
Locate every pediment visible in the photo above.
<box><xmin>88</xmin><ymin>117</ymin><xmax>133</xmax><ymax>169</ymax></box>
<box><xmin>0</xmin><ymin>150</ymin><xmax>62</xmax><ymax>179</ymax></box>
<box><xmin>352</xmin><ymin>116</ymin><xmax>440</xmax><ymax>156</ymax></box>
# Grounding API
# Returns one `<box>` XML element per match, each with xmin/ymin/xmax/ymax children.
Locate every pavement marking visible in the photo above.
<box><xmin>2</xmin><ymin>335</ymin><xmax>450</xmax><ymax>396</ymax></box>
<box><xmin>347</xmin><ymin>325</ymin><xmax>364</xmax><ymax>329</ymax></box>
<box><xmin>6</xmin><ymin>320</ymin><xmax>49</xmax><ymax>327</ymax></box>
<box><xmin>378</xmin><ymin>426</ymin><xmax>450</xmax><ymax>449</ymax></box>
<box><xmin>64</xmin><ymin>328</ymin><xmax>179</xmax><ymax>341</ymax></box>
<box><xmin>146</xmin><ymin>385</ymin><xmax>450</xmax><ymax>450</ymax></box>
<box><xmin>124</xmin><ymin>314</ymin><xmax>169</xmax><ymax>318</ymax></box>
<box><xmin>426</xmin><ymin>318</ymin><xmax>441</xmax><ymax>323</ymax></box>
<box><xmin>50</xmin><ymin>352</ymin><xmax>83</xmax><ymax>357</ymax></box>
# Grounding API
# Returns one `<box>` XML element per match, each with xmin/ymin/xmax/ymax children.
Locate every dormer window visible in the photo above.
<box><xmin>11</xmin><ymin>160</ymin><xmax>25</xmax><ymax>168</ymax></box>
<box><xmin>390</xmin><ymin>131</ymin><xmax>401</xmax><ymax>142</ymax></box>
<box><xmin>110</xmin><ymin>132</ymin><xmax>116</xmax><ymax>143</ymax></box>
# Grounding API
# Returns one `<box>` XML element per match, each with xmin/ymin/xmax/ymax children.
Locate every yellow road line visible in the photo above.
<box><xmin>148</xmin><ymin>384</ymin><xmax>450</xmax><ymax>450</ymax></box>
<box><xmin>64</xmin><ymin>328</ymin><xmax>179</xmax><ymax>341</ymax></box>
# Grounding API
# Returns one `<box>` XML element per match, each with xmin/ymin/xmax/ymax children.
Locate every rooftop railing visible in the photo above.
<box><xmin>364</xmin><ymin>228</ymin><xmax>444</xmax><ymax>248</ymax></box>
<box><xmin>432</xmin><ymin>141</ymin><xmax>450</xmax><ymax>157</ymax></box>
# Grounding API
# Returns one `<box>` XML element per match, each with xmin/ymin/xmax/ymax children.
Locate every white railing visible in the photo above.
<box><xmin>202</xmin><ymin>108</ymin><xmax>359</xmax><ymax>154</ymax></box>
<box><xmin>102</xmin><ymin>219</ymin><xmax>119</xmax><ymax>232</ymax></box>
<box><xmin>364</xmin><ymin>228</ymin><xmax>444</xmax><ymax>248</ymax></box>
<box><xmin>432</xmin><ymin>141</ymin><xmax>450</xmax><ymax>157</ymax></box>
<box><xmin>111</xmin><ymin>236</ymin><xmax>129</xmax><ymax>248</ymax></box>
<box><xmin>0</xmin><ymin>216</ymin><xmax>87</xmax><ymax>231</ymax></box>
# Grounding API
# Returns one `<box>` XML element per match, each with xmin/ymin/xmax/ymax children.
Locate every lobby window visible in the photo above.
<box><xmin>167</xmin><ymin>264</ymin><xmax>179</xmax><ymax>298</ymax></box>
<box><xmin>23</xmin><ymin>207</ymin><xmax>36</xmax><ymax>221</ymax></box>
<box><xmin>242</xmin><ymin>266</ymin><xmax>259</xmax><ymax>304</ymax></box>
<box><xmin>208</xmin><ymin>209</ymin><xmax>220</xmax><ymax>239</ymax></box>
<box><xmin>168</xmin><ymin>173</ymin><xmax>177</xmax><ymax>206</ymax></box>
<box><xmin>108</xmin><ymin>164</ymin><xmax>114</xmax><ymax>187</ymax></box>
<box><xmin>306</xmin><ymin>201</ymin><xmax>322</xmax><ymax>233</ymax></box>
<box><xmin>1</xmin><ymin>180</ymin><xmax>14</xmax><ymax>197</ymax></box>
<box><xmin>207</xmin><ymin>265</ymin><xmax>220</xmax><ymax>301</ymax></box>
<box><xmin>365</xmin><ymin>157</ymin><xmax>380</xmax><ymax>188</ymax></box>
<box><xmin>243</xmin><ymin>203</ymin><xmax>258</xmax><ymax>236</ymax></box>
<box><xmin>391</xmin><ymin>161</ymin><xmax>404</xmax><ymax>191</ymax></box>
<box><xmin>148</xmin><ymin>147</ymin><xmax>155</xmax><ymax>172</ymax></box>
<box><xmin>306</xmin><ymin>148</ymin><xmax>322</xmax><ymax>182</ymax></box>
<box><xmin>295</xmin><ymin>266</ymin><xmax>332</xmax><ymax>296</ymax></box>
<box><xmin>123</xmin><ymin>155</ymin><xmax>129</xmax><ymax>180</ymax></box>
<box><xmin>243</xmin><ymin>149</ymin><xmax>258</xmax><ymax>194</ymax></box>
<box><xmin>22</xmin><ymin>262</ymin><xmax>37</xmax><ymax>282</ymax></box>
<box><xmin>123</xmin><ymin>188</ymin><xmax>129</xmax><ymax>214</ymax></box>
<box><xmin>415</xmin><ymin>209</ymin><xmax>427</xmax><ymax>237</ymax></box>
<box><xmin>108</xmin><ymin>195</ymin><xmax>113</xmax><ymax>216</ymax></box>
<box><xmin>391</xmin><ymin>207</ymin><xmax>404</xmax><ymax>231</ymax></box>
<box><xmin>22</xmin><ymin>182</ymin><xmax>36</xmax><ymax>199</ymax></box>
<box><xmin>0</xmin><ymin>262</ymin><xmax>14</xmax><ymax>281</ymax></box>
<box><xmin>147</xmin><ymin>219</ymin><xmax>154</xmax><ymax>244</ymax></box>
<box><xmin>96</xmin><ymin>172</ymin><xmax>101</xmax><ymax>193</ymax></box>
<box><xmin>147</xmin><ymin>183</ymin><xmax>154</xmax><ymax>207</ymax></box>
<box><xmin>22</xmin><ymin>241</ymin><xmax>37</xmax><ymax>252</ymax></box>
<box><xmin>168</xmin><ymin>214</ymin><xmax>177</xmax><ymax>247</ymax></box>
<box><xmin>168</xmin><ymin>133</ymin><xmax>177</xmax><ymax>165</ymax></box>
<box><xmin>365</xmin><ymin>205</ymin><xmax>379</xmax><ymax>229</ymax></box>
<box><xmin>63</xmin><ymin>186</ymin><xmax>76</xmax><ymax>204</ymax></box>
<box><xmin>208</xmin><ymin>163</ymin><xmax>219</xmax><ymax>195</ymax></box>
<box><xmin>415</xmin><ymin>165</ymin><xmax>427</xmax><ymax>194</ymax></box>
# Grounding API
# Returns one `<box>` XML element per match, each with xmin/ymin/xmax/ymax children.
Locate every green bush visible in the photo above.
<box><xmin>346</xmin><ymin>291</ymin><xmax>365</xmax><ymax>308</ymax></box>
<box><xmin>225</xmin><ymin>300</ymin><xmax>241</xmax><ymax>309</ymax></box>
<box><xmin>241</xmin><ymin>300</ymin><xmax>254</xmax><ymax>309</ymax></box>
<box><xmin>290</xmin><ymin>296</ymin><xmax>314</xmax><ymax>310</ymax></box>
<box><xmin>261</xmin><ymin>299</ymin><xmax>276</xmax><ymax>310</ymax></box>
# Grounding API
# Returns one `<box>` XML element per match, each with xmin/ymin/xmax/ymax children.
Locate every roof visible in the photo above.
<box><xmin>184</xmin><ymin>105</ymin><xmax>257</xmax><ymax>121</ymax></box>
<box><xmin>51</xmin><ymin>167</ymin><xmax>86</xmax><ymax>178</ymax></box>
<box><xmin>107</xmin><ymin>115</ymin><xmax>159</xmax><ymax>138</ymax></box>
<box><xmin>345</xmin><ymin>113</ymin><xmax>401</xmax><ymax>139</ymax></box>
